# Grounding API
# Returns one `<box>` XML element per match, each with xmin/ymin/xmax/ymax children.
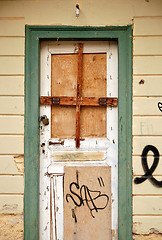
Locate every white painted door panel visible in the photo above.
<box><xmin>40</xmin><ymin>41</ymin><xmax>118</xmax><ymax>240</ymax></box>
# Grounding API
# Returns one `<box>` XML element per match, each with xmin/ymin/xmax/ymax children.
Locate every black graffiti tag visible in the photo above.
<box><xmin>134</xmin><ymin>145</ymin><xmax>162</xmax><ymax>187</ymax></box>
<box><xmin>158</xmin><ymin>102</ymin><xmax>162</xmax><ymax>112</ymax></box>
<box><xmin>66</xmin><ymin>174</ymin><xmax>109</xmax><ymax>219</ymax></box>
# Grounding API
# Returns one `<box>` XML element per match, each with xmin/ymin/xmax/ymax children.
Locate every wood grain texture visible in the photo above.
<box><xmin>133</xmin><ymin>76</ymin><xmax>162</xmax><ymax>96</ymax></box>
<box><xmin>0</xmin><ymin>176</ymin><xmax>24</xmax><ymax>194</ymax></box>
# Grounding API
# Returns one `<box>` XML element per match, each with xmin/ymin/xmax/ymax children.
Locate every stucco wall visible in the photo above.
<box><xmin>0</xmin><ymin>0</ymin><xmax>162</xmax><ymax>239</ymax></box>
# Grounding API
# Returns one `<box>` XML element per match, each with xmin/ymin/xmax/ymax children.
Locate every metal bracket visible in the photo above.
<box><xmin>99</xmin><ymin>98</ymin><xmax>107</xmax><ymax>106</ymax></box>
<box><xmin>52</xmin><ymin>97</ymin><xmax>60</xmax><ymax>105</ymax></box>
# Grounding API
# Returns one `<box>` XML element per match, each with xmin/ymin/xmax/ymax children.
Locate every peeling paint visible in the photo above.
<box><xmin>133</xmin><ymin>233</ymin><xmax>162</xmax><ymax>240</ymax></box>
<box><xmin>0</xmin><ymin>214</ymin><xmax>23</xmax><ymax>239</ymax></box>
<box><xmin>14</xmin><ymin>155</ymin><xmax>24</xmax><ymax>173</ymax></box>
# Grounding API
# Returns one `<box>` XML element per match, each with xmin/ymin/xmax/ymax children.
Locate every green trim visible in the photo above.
<box><xmin>25</xmin><ymin>25</ymin><xmax>132</xmax><ymax>240</ymax></box>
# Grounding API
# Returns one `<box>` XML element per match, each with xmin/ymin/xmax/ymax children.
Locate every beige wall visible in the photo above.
<box><xmin>0</xmin><ymin>0</ymin><xmax>162</xmax><ymax>239</ymax></box>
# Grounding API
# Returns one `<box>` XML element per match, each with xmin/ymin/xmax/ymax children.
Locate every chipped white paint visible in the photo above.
<box><xmin>40</xmin><ymin>41</ymin><xmax>118</xmax><ymax>239</ymax></box>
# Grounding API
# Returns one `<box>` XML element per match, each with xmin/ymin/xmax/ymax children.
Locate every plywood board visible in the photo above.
<box><xmin>134</xmin><ymin>37</ymin><xmax>162</xmax><ymax>55</ymax></box>
<box><xmin>82</xmin><ymin>53</ymin><xmax>106</xmax><ymax>97</ymax></box>
<box><xmin>64</xmin><ymin>166</ymin><xmax>111</xmax><ymax>240</ymax></box>
<box><xmin>134</xmin><ymin>56</ymin><xmax>162</xmax><ymax>75</ymax></box>
<box><xmin>133</xmin><ymin>117</ymin><xmax>162</xmax><ymax>135</ymax></box>
<box><xmin>51</xmin><ymin>53</ymin><xmax>107</xmax><ymax>138</ymax></box>
<box><xmin>133</xmin><ymin>76</ymin><xmax>162</xmax><ymax>96</ymax></box>
<box><xmin>133</xmin><ymin>196</ymin><xmax>162</xmax><ymax>215</ymax></box>
<box><xmin>133</xmin><ymin>97</ymin><xmax>162</xmax><ymax>116</ymax></box>
<box><xmin>80</xmin><ymin>106</ymin><xmax>106</xmax><ymax>137</ymax></box>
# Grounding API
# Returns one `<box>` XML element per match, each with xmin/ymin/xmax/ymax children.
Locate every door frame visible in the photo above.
<box><xmin>25</xmin><ymin>25</ymin><xmax>132</xmax><ymax>240</ymax></box>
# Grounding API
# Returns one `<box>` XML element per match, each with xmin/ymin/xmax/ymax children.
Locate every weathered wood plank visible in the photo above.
<box><xmin>134</xmin><ymin>18</ymin><xmax>162</xmax><ymax>36</ymax></box>
<box><xmin>0</xmin><ymin>76</ymin><xmax>24</xmax><ymax>95</ymax></box>
<box><xmin>133</xmin><ymin>97</ymin><xmax>162</xmax><ymax>116</ymax></box>
<box><xmin>0</xmin><ymin>116</ymin><xmax>24</xmax><ymax>134</ymax></box>
<box><xmin>0</xmin><ymin>176</ymin><xmax>24</xmax><ymax>194</ymax></box>
<box><xmin>133</xmin><ymin>156</ymin><xmax>162</xmax><ymax>176</ymax></box>
<box><xmin>133</xmin><ymin>76</ymin><xmax>162</xmax><ymax>96</ymax></box>
<box><xmin>133</xmin><ymin>117</ymin><xmax>162</xmax><ymax>135</ymax></box>
<box><xmin>134</xmin><ymin>37</ymin><xmax>162</xmax><ymax>55</ymax></box>
<box><xmin>40</xmin><ymin>96</ymin><xmax>118</xmax><ymax>106</ymax></box>
<box><xmin>0</xmin><ymin>38</ymin><xmax>24</xmax><ymax>55</ymax></box>
<box><xmin>0</xmin><ymin>155</ymin><xmax>23</xmax><ymax>174</ymax></box>
<box><xmin>133</xmin><ymin>176</ymin><xmax>162</xmax><ymax>195</ymax></box>
<box><xmin>133</xmin><ymin>196</ymin><xmax>162</xmax><ymax>215</ymax></box>
<box><xmin>0</xmin><ymin>20</ymin><xmax>25</xmax><ymax>37</ymax></box>
<box><xmin>0</xmin><ymin>195</ymin><xmax>23</xmax><ymax>214</ymax></box>
<box><xmin>133</xmin><ymin>136</ymin><xmax>162</xmax><ymax>155</ymax></box>
<box><xmin>133</xmin><ymin>216</ymin><xmax>162</xmax><ymax>234</ymax></box>
<box><xmin>0</xmin><ymin>97</ymin><xmax>24</xmax><ymax>114</ymax></box>
<box><xmin>0</xmin><ymin>57</ymin><xmax>24</xmax><ymax>75</ymax></box>
<box><xmin>0</xmin><ymin>136</ymin><xmax>24</xmax><ymax>154</ymax></box>
<box><xmin>134</xmin><ymin>56</ymin><xmax>162</xmax><ymax>74</ymax></box>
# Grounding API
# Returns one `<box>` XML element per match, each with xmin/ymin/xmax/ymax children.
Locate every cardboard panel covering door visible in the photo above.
<box><xmin>39</xmin><ymin>41</ymin><xmax>118</xmax><ymax>240</ymax></box>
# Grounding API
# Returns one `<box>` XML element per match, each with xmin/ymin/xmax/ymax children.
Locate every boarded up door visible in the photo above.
<box><xmin>39</xmin><ymin>41</ymin><xmax>118</xmax><ymax>240</ymax></box>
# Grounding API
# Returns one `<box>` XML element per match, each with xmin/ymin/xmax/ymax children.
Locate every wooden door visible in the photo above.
<box><xmin>39</xmin><ymin>41</ymin><xmax>118</xmax><ymax>240</ymax></box>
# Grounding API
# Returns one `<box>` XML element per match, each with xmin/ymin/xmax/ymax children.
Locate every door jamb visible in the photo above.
<box><xmin>25</xmin><ymin>25</ymin><xmax>132</xmax><ymax>240</ymax></box>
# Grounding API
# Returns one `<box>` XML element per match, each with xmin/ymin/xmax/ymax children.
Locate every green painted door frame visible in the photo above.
<box><xmin>25</xmin><ymin>25</ymin><xmax>132</xmax><ymax>240</ymax></box>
